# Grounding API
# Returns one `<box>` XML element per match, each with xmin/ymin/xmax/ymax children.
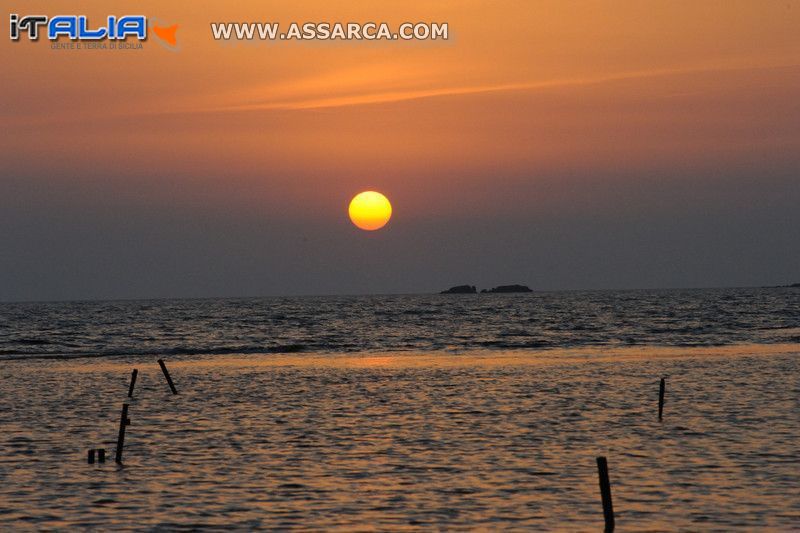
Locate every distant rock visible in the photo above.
<box><xmin>480</xmin><ymin>284</ymin><xmax>533</xmax><ymax>294</ymax></box>
<box><xmin>440</xmin><ymin>285</ymin><xmax>477</xmax><ymax>294</ymax></box>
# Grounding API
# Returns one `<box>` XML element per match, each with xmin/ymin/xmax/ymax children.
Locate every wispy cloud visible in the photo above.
<box><xmin>199</xmin><ymin>62</ymin><xmax>800</xmax><ymax>113</ymax></box>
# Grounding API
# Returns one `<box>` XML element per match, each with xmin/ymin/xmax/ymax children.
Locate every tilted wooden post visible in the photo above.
<box><xmin>157</xmin><ymin>359</ymin><xmax>178</xmax><ymax>394</ymax></box>
<box><xmin>596</xmin><ymin>456</ymin><xmax>615</xmax><ymax>532</ymax></box>
<box><xmin>128</xmin><ymin>368</ymin><xmax>138</xmax><ymax>398</ymax></box>
<box><xmin>115</xmin><ymin>403</ymin><xmax>131</xmax><ymax>464</ymax></box>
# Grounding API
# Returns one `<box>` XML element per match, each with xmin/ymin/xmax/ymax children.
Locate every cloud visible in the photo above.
<box><xmin>199</xmin><ymin>62</ymin><xmax>800</xmax><ymax>113</ymax></box>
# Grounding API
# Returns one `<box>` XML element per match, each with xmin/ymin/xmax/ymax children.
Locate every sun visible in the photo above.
<box><xmin>348</xmin><ymin>191</ymin><xmax>392</xmax><ymax>231</ymax></box>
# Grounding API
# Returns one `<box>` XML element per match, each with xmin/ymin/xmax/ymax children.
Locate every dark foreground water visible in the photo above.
<box><xmin>0</xmin><ymin>288</ymin><xmax>798</xmax><ymax>530</ymax></box>
<box><xmin>1</xmin><ymin>288</ymin><xmax>798</xmax><ymax>360</ymax></box>
<box><xmin>0</xmin><ymin>348</ymin><xmax>798</xmax><ymax>530</ymax></box>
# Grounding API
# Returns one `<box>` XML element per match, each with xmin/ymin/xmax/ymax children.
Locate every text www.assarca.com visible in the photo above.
<box><xmin>210</xmin><ymin>21</ymin><xmax>448</xmax><ymax>41</ymax></box>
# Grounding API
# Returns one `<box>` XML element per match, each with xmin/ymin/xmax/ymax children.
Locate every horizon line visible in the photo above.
<box><xmin>0</xmin><ymin>283</ymin><xmax>795</xmax><ymax>305</ymax></box>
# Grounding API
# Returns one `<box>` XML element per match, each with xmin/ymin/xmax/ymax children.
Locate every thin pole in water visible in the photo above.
<box><xmin>157</xmin><ymin>359</ymin><xmax>178</xmax><ymax>394</ymax></box>
<box><xmin>128</xmin><ymin>368</ymin><xmax>138</xmax><ymax>398</ymax></box>
<box><xmin>658</xmin><ymin>377</ymin><xmax>666</xmax><ymax>421</ymax></box>
<box><xmin>596</xmin><ymin>456</ymin><xmax>615</xmax><ymax>532</ymax></box>
<box><xmin>115</xmin><ymin>403</ymin><xmax>131</xmax><ymax>464</ymax></box>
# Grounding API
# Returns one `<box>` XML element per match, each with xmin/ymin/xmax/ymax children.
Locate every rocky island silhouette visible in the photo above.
<box><xmin>439</xmin><ymin>284</ymin><xmax>532</xmax><ymax>294</ymax></box>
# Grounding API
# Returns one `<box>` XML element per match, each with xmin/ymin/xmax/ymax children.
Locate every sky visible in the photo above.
<box><xmin>1</xmin><ymin>0</ymin><xmax>799</xmax><ymax>301</ymax></box>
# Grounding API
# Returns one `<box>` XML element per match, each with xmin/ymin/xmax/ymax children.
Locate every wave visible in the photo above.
<box><xmin>15</xmin><ymin>338</ymin><xmax>53</xmax><ymax>345</ymax></box>
<box><xmin>1</xmin><ymin>289</ymin><xmax>797</xmax><ymax>362</ymax></box>
<box><xmin>0</xmin><ymin>343</ymin><xmax>308</xmax><ymax>361</ymax></box>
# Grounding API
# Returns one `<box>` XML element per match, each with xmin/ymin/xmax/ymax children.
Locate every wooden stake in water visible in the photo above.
<box><xmin>128</xmin><ymin>368</ymin><xmax>138</xmax><ymax>398</ymax></box>
<box><xmin>596</xmin><ymin>456</ymin><xmax>615</xmax><ymax>532</ymax></box>
<box><xmin>115</xmin><ymin>403</ymin><xmax>131</xmax><ymax>464</ymax></box>
<box><xmin>88</xmin><ymin>448</ymin><xmax>106</xmax><ymax>464</ymax></box>
<box><xmin>157</xmin><ymin>359</ymin><xmax>178</xmax><ymax>394</ymax></box>
<box><xmin>658</xmin><ymin>377</ymin><xmax>666</xmax><ymax>421</ymax></box>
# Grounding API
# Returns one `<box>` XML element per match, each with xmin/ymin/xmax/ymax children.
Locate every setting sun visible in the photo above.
<box><xmin>348</xmin><ymin>191</ymin><xmax>392</xmax><ymax>231</ymax></box>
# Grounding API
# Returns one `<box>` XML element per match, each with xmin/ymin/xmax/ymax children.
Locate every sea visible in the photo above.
<box><xmin>1</xmin><ymin>288</ymin><xmax>798</xmax><ymax>360</ymax></box>
<box><xmin>0</xmin><ymin>288</ymin><xmax>798</xmax><ymax>529</ymax></box>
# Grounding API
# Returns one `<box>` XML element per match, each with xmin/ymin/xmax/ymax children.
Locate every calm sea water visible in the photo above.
<box><xmin>1</xmin><ymin>288</ymin><xmax>799</xmax><ymax>529</ymax></box>
<box><xmin>1</xmin><ymin>288</ymin><xmax>798</xmax><ymax>360</ymax></box>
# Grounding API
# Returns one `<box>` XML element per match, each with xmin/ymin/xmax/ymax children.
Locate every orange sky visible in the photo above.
<box><xmin>1</xmin><ymin>1</ymin><xmax>799</xmax><ymax>298</ymax></box>
<box><xmin>4</xmin><ymin>2</ymin><xmax>800</xmax><ymax>200</ymax></box>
